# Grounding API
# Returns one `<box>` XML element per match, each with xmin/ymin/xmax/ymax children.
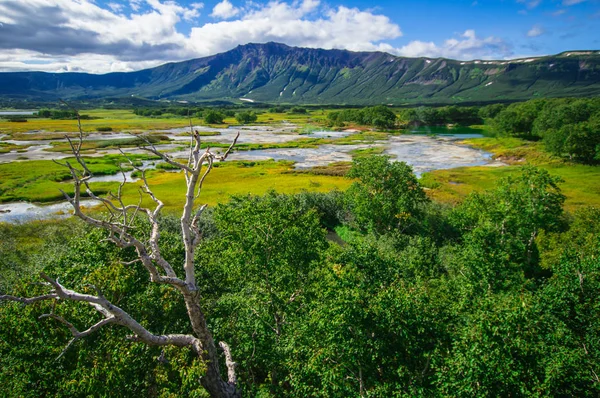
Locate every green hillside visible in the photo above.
<box><xmin>1</xmin><ymin>43</ymin><xmax>599</xmax><ymax>105</ymax></box>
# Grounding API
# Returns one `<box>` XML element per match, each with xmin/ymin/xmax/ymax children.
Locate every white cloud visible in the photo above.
<box><xmin>527</xmin><ymin>24</ymin><xmax>545</xmax><ymax>37</ymax></box>
<box><xmin>107</xmin><ymin>2</ymin><xmax>124</xmax><ymax>13</ymax></box>
<box><xmin>397</xmin><ymin>30</ymin><xmax>512</xmax><ymax>60</ymax></box>
<box><xmin>129</xmin><ymin>0</ymin><xmax>143</xmax><ymax>12</ymax></box>
<box><xmin>562</xmin><ymin>0</ymin><xmax>586</xmax><ymax>5</ymax></box>
<box><xmin>0</xmin><ymin>0</ymin><xmax>513</xmax><ymax>73</ymax></box>
<box><xmin>210</xmin><ymin>0</ymin><xmax>239</xmax><ymax>19</ymax></box>
<box><xmin>191</xmin><ymin>1</ymin><xmax>400</xmax><ymax>56</ymax></box>
<box><xmin>517</xmin><ymin>0</ymin><xmax>542</xmax><ymax>10</ymax></box>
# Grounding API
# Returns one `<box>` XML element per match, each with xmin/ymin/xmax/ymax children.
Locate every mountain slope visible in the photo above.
<box><xmin>1</xmin><ymin>43</ymin><xmax>599</xmax><ymax>105</ymax></box>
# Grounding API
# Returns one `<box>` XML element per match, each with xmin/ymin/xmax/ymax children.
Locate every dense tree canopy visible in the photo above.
<box><xmin>1</xmin><ymin>155</ymin><xmax>599</xmax><ymax>397</ymax></box>
<box><xmin>327</xmin><ymin>105</ymin><xmax>397</xmax><ymax>129</ymax></box>
<box><xmin>488</xmin><ymin>97</ymin><xmax>600</xmax><ymax>163</ymax></box>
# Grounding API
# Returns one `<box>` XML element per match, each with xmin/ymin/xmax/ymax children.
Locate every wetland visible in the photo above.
<box><xmin>1</xmin><ymin>104</ymin><xmax>598</xmax><ymax>222</ymax></box>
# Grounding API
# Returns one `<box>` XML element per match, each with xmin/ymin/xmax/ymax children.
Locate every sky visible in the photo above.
<box><xmin>0</xmin><ymin>0</ymin><xmax>598</xmax><ymax>73</ymax></box>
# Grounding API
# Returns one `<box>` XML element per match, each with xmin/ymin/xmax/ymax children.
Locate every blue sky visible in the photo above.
<box><xmin>0</xmin><ymin>0</ymin><xmax>598</xmax><ymax>73</ymax></box>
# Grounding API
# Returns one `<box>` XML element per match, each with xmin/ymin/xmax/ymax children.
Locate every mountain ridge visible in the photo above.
<box><xmin>1</xmin><ymin>42</ymin><xmax>599</xmax><ymax>105</ymax></box>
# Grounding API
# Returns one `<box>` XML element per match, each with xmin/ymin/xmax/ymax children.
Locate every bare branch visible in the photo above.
<box><xmin>219</xmin><ymin>341</ymin><xmax>238</xmax><ymax>385</ymax></box>
<box><xmin>217</xmin><ymin>132</ymin><xmax>240</xmax><ymax>161</ymax></box>
<box><xmin>39</xmin><ymin>313</ymin><xmax>115</xmax><ymax>340</ymax></box>
<box><xmin>0</xmin><ymin>293</ymin><xmax>58</xmax><ymax>304</ymax></box>
<box><xmin>139</xmin><ymin>135</ymin><xmax>194</xmax><ymax>174</ymax></box>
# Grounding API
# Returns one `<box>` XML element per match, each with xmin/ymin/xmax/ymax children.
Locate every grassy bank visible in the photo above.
<box><xmin>421</xmin><ymin>137</ymin><xmax>600</xmax><ymax>210</ymax></box>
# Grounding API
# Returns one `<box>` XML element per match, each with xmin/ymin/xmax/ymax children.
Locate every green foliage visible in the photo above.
<box><xmin>133</xmin><ymin>106</ymin><xmax>205</xmax><ymax>117</ymax></box>
<box><xmin>448</xmin><ymin>166</ymin><xmax>565</xmax><ymax>292</ymax></box>
<box><xmin>288</xmin><ymin>107</ymin><xmax>307</xmax><ymax>114</ymax></box>
<box><xmin>37</xmin><ymin>109</ymin><xmax>82</xmax><ymax>120</ymax></box>
<box><xmin>0</xmin><ymin>223</ymin><xmax>208</xmax><ymax>397</ymax></box>
<box><xmin>197</xmin><ymin>191</ymin><xmax>327</xmax><ymax>395</ymax></box>
<box><xmin>268</xmin><ymin>106</ymin><xmax>286</xmax><ymax>113</ymax></box>
<box><xmin>489</xmin><ymin>97</ymin><xmax>600</xmax><ymax>163</ymax></box>
<box><xmin>399</xmin><ymin>105</ymin><xmax>483</xmax><ymax>126</ymax></box>
<box><xmin>345</xmin><ymin>155</ymin><xmax>428</xmax><ymax>234</ymax></box>
<box><xmin>1</xmin><ymin>162</ymin><xmax>599</xmax><ymax>397</ymax></box>
<box><xmin>234</xmin><ymin>111</ymin><xmax>258</xmax><ymax>124</ymax></box>
<box><xmin>204</xmin><ymin>110</ymin><xmax>225</xmax><ymax>124</ymax></box>
<box><xmin>327</xmin><ymin>105</ymin><xmax>397</xmax><ymax>129</ymax></box>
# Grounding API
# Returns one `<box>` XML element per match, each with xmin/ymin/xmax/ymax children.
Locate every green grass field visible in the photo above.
<box><xmin>113</xmin><ymin>160</ymin><xmax>351</xmax><ymax>212</ymax></box>
<box><xmin>0</xmin><ymin>158</ymin><xmax>351</xmax><ymax>211</ymax></box>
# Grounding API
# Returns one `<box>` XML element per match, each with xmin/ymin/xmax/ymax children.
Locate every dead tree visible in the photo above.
<box><xmin>0</xmin><ymin>116</ymin><xmax>241</xmax><ymax>398</ymax></box>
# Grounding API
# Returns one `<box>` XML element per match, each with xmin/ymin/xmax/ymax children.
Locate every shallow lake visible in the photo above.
<box><xmin>0</xmin><ymin>111</ymin><xmax>36</xmax><ymax>116</ymax></box>
<box><xmin>0</xmin><ymin>200</ymin><xmax>102</xmax><ymax>223</ymax></box>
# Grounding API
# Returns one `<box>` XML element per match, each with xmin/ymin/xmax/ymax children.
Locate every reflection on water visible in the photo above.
<box><xmin>228</xmin><ymin>144</ymin><xmax>373</xmax><ymax>168</ymax></box>
<box><xmin>384</xmin><ymin>134</ymin><xmax>491</xmax><ymax>175</ymax></box>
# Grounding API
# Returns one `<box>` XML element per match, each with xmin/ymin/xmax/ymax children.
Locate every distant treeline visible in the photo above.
<box><xmin>0</xmin><ymin>109</ymin><xmax>92</xmax><ymax>121</ymax></box>
<box><xmin>327</xmin><ymin>105</ymin><xmax>398</xmax><ymax>129</ymax></box>
<box><xmin>133</xmin><ymin>107</ymin><xmax>206</xmax><ymax>117</ymax></box>
<box><xmin>132</xmin><ymin>106</ymin><xmax>309</xmax><ymax>118</ymax></box>
<box><xmin>399</xmin><ymin>106</ymin><xmax>484</xmax><ymax>126</ymax></box>
<box><xmin>326</xmin><ymin>105</ymin><xmax>487</xmax><ymax>129</ymax></box>
<box><xmin>488</xmin><ymin>98</ymin><xmax>600</xmax><ymax>163</ymax></box>
<box><xmin>37</xmin><ymin>109</ymin><xmax>92</xmax><ymax>120</ymax></box>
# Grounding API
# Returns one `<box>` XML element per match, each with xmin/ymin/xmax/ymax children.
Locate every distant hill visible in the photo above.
<box><xmin>1</xmin><ymin>43</ymin><xmax>599</xmax><ymax>105</ymax></box>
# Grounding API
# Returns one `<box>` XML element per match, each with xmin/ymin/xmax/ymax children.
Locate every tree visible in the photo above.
<box><xmin>448</xmin><ymin>166</ymin><xmax>565</xmax><ymax>292</ymax></box>
<box><xmin>1</xmin><ymin>114</ymin><xmax>242</xmax><ymax>397</ymax></box>
<box><xmin>204</xmin><ymin>110</ymin><xmax>225</xmax><ymax>124</ymax></box>
<box><xmin>345</xmin><ymin>155</ymin><xmax>428</xmax><ymax>234</ymax></box>
<box><xmin>234</xmin><ymin>111</ymin><xmax>258</xmax><ymax>124</ymax></box>
<box><xmin>197</xmin><ymin>192</ymin><xmax>328</xmax><ymax>395</ymax></box>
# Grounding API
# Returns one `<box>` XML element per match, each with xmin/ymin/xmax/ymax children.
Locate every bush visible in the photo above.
<box><xmin>235</xmin><ymin>111</ymin><xmax>258</xmax><ymax>124</ymax></box>
<box><xmin>289</xmin><ymin>107</ymin><xmax>307</xmax><ymax>114</ymax></box>
<box><xmin>204</xmin><ymin>110</ymin><xmax>224</xmax><ymax>124</ymax></box>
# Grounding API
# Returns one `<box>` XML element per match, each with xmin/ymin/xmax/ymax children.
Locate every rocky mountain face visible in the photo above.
<box><xmin>1</xmin><ymin>43</ymin><xmax>599</xmax><ymax>105</ymax></box>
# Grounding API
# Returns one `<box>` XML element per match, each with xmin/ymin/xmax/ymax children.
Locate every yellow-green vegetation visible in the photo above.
<box><xmin>0</xmin><ymin>108</ymin><xmax>328</xmax><ymax>135</ymax></box>
<box><xmin>349</xmin><ymin>146</ymin><xmax>387</xmax><ymax>158</ymax></box>
<box><xmin>0</xmin><ymin>155</ymin><xmax>150</xmax><ymax>203</ymax></box>
<box><xmin>256</xmin><ymin>110</ymin><xmax>325</xmax><ymax>124</ymax></box>
<box><xmin>0</xmin><ymin>142</ymin><xmax>30</xmax><ymax>154</ymax></box>
<box><xmin>421</xmin><ymin>137</ymin><xmax>600</xmax><ymax>210</ymax></box>
<box><xmin>46</xmin><ymin>135</ymin><xmax>171</xmax><ymax>153</ymax></box>
<box><xmin>96</xmin><ymin>160</ymin><xmax>351</xmax><ymax>212</ymax></box>
<box><xmin>0</xmin><ymin>109</ymin><xmax>192</xmax><ymax>134</ymax></box>
<box><xmin>0</xmin><ymin>158</ymin><xmax>350</xmax><ymax>211</ymax></box>
<box><xmin>461</xmin><ymin>137</ymin><xmax>557</xmax><ymax>164</ymax></box>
